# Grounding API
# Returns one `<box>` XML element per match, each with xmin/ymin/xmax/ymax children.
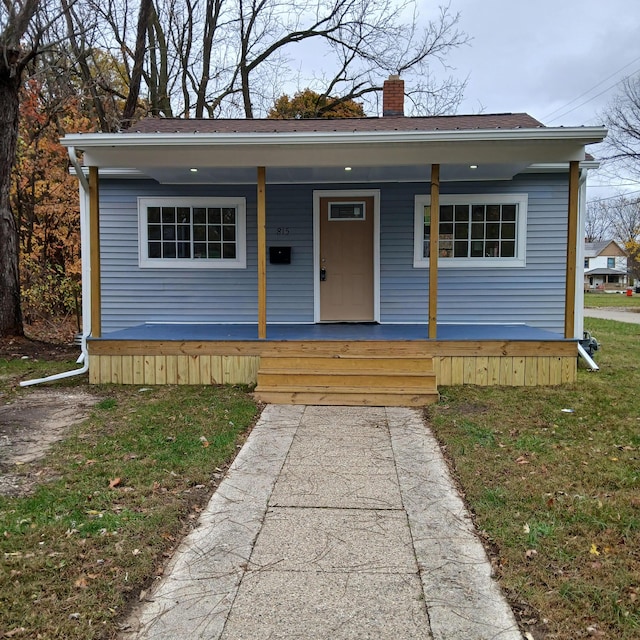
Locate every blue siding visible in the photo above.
<box><xmin>98</xmin><ymin>174</ymin><xmax>569</xmax><ymax>334</ymax></box>
<box><xmin>379</xmin><ymin>174</ymin><xmax>569</xmax><ymax>331</ymax></box>
<box><xmin>100</xmin><ymin>181</ymin><xmax>259</xmax><ymax>331</ymax></box>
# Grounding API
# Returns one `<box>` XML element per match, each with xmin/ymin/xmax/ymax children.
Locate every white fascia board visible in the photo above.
<box><xmin>61</xmin><ymin>126</ymin><xmax>608</xmax><ymax>171</ymax></box>
<box><xmin>61</xmin><ymin>126</ymin><xmax>607</xmax><ymax>149</ymax></box>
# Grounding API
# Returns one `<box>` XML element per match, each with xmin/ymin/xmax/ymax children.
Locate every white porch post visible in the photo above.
<box><xmin>429</xmin><ymin>164</ymin><xmax>440</xmax><ymax>339</ymax></box>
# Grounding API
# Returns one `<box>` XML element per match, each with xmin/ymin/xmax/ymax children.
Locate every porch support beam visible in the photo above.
<box><xmin>429</xmin><ymin>164</ymin><xmax>440</xmax><ymax>339</ymax></box>
<box><xmin>257</xmin><ymin>166</ymin><xmax>267</xmax><ymax>339</ymax></box>
<box><xmin>89</xmin><ymin>166</ymin><xmax>101</xmax><ymax>338</ymax></box>
<box><xmin>564</xmin><ymin>160</ymin><xmax>579</xmax><ymax>339</ymax></box>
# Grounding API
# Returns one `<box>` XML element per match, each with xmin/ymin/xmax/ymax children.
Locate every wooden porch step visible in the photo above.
<box><xmin>254</xmin><ymin>353</ymin><xmax>438</xmax><ymax>407</ymax></box>
<box><xmin>259</xmin><ymin>355</ymin><xmax>434</xmax><ymax>373</ymax></box>
<box><xmin>253</xmin><ymin>390</ymin><xmax>439</xmax><ymax>407</ymax></box>
<box><xmin>258</xmin><ymin>372</ymin><xmax>434</xmax><ymax>389</ymax></box>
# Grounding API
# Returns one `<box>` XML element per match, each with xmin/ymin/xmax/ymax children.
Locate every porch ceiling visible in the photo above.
<box><xmin>138</xmin><ymin>163</ymin><xmax>529</xmax><ymax>184</ymax></box>
<box><xmin>62</xmin><ymin>126</ymin><xmax>607</xmax><ymax>184</ymax></box>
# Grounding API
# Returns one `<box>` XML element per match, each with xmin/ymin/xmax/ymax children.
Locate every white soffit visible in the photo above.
<box><xmin>64</xmin><ymin>127</ymin><xmax>607</xmax><ymax>170</ymax></box>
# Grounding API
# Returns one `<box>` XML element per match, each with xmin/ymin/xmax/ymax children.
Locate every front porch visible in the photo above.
<box><xmin>87</xmin><ymin>323</ymin><xmax>577</xmax><ymax>403</ymax></box>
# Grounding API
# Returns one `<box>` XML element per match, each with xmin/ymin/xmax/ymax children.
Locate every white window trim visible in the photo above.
<box><xmin>413</xmin><ymin>193</ymin><xmax>528</xmax><ymax>269</ymax></box>
<box><xmin>138</xmin><ymin>196</ymin><xmax>246</xmax><ymax>269</ymax></box>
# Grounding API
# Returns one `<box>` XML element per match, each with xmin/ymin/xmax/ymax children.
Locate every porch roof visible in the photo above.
<box><xmin>61</xmin><ymin>113</ymin><xmax>607</xmax><ymax>185</ymax></box>
<box><xmin>585</xmin><ymin>268</ymin><xmax>628</xmax><ymax>276</ymax></box>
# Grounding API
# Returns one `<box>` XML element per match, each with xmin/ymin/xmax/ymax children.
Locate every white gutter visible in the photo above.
<box><xmin>21</xmin><ymin>147</ymin><xmax>91</xmax><ymax>386</ymax></box>
<box><xmin>60</xmin><ymin>126</ymin><xmax>608</xmax><ymax>149</ymax></box>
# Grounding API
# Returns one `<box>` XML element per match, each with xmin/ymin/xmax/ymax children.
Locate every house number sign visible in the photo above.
<box><xmin>276</xmin><ymin>227</ymin><xmax>290</xmax><ymax>235</ymax></box>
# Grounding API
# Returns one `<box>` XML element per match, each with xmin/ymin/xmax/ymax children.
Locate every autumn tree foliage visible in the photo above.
<box><xmin>11</xmin><ymin>78</ymin><xmax>92</xmax><ymax>329</ymax></box>
<box><xmin>268</xmin><ymin>89</ymin><xmax>365</xmax><ymax>119</ymax></box>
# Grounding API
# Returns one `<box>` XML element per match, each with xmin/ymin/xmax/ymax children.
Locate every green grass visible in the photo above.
<box><xmin>584</xmin><ymin>292</ymin><xmax>640</xmax><ymax>308</ymax></box>
<box><xmin>0</xmin><ymin>376</ymin><xmax>257</xmax><ymax>639</ymax></box>
<box><xmin>428</xmin><ymin>317</ymin><xmax>640</xmax><ymax>639</ymax></box>
<box><xmin>0</xmin><ymin>357</ymin><xmax>81</xmax><ymax>396</ymax></box>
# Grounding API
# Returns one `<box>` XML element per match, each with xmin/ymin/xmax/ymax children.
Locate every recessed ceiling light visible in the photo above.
<box><xmin>190</xmin><ymin>168</ymin><xmax>198</xmax><ymax>173</ymax></box>
<box><xmin>344</xmin><ymin>166</ymin><xmax>352</xmax><ymax>171</ymax></box>
<box><xmin>470</xmin><ymin>165</ymin><xmax>478</xmax><ymax>170</ymax></box>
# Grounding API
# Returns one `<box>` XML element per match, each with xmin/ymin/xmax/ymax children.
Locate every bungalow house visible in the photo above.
<box><xmin>60</xmin><ymin>76</ymin><xmax>607</xmax><ymax>405</ymax></box>
<box><xmin>584</xmin><ymin>240</ymin><xmax>629</xmax><ymax>291</ymax></box>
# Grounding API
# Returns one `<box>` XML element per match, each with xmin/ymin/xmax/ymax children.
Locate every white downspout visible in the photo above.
<box><xmin>574</xmin><ymin>168</ymin><xmax>588</xmax><ymax>339</ymax></box>
<box><xmin>574</xmin><ymin>167</ymin><xmax>601</xmax><ymax>372</ymax></box>
<box><xmin>21</xmin><ymin>147</ymin><xmax>91</xmax><ymax>386</ymax></box>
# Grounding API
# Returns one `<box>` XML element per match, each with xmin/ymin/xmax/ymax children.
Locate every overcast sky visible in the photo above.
<box><xmin>448</xmin><ymin>0</ymin><xmax>639</xmax><ymax>125</ymax></box>
<box><xmin>438</xmin><ymin>0</ymin><xmax>640</xmax><ymax>195</ymax></box>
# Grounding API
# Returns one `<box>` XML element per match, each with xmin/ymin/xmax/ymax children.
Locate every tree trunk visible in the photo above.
<box><xmin>0</xmin><ymin>64</ymin><xmax>24</xmax><ymax>337</ymax></box>
<box><xmin>121</xmin><ymin>0</ymin><xmax>153</xmax><ymax>128</ymax></box>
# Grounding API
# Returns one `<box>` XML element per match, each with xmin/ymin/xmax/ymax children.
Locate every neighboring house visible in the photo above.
<box><xmin>584</xmin><ymin>240</ymin><xmax>628</xmax><ymax>291</ymax></box>
<box><xmin>61</xmin><ymin>76</ymin><xmax>607</xmax><ymax>404</ymax></box>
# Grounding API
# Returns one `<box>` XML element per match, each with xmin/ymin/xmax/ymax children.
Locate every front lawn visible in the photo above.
<box><xmin>428</xmin><ymin>318</ymin><xmax>640</xmax><ymax>639</ymax></box>
<box><xmin>0</xmin><ymin>372</ymin><xmax>257</xmax><ymax>639</ymax></box>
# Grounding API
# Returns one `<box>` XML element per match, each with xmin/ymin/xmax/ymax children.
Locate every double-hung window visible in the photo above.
<box><xmin>414</xmin><ymin>194</ymin><xmax>527</xmax><ymax>268</ymax></box>
<box><xmin>138</xmin><ymin>197</ymin><xmax>246</xmax><ymax>268</ymax></box>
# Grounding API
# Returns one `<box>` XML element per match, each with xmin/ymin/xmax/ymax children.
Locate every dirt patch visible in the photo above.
<box><xmin>0</xmin><ymin>389</ymin><xmax>100</xmax><ymax>496</ymax></box>
<box><xmin>0</xmin><ymin>335</ymin><xmax>79</xmax><ymax>362</ymax></box>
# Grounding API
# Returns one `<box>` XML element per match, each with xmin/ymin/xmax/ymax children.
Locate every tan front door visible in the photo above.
<box><xmin>319</xmin><ymin>196</ymin><xmax>374</xmax><ymax>321</ymax></box>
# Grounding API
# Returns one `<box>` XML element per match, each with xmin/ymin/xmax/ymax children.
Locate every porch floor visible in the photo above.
<box><xmin>95</xmin><ymin>322</ymin><xmax>568</xmax><ymax>342</ymax></box>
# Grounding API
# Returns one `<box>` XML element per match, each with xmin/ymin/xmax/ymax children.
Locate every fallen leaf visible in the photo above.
<box><xmin>199</xmin><ymin>436</ymin><xmax>209</xmax><ymax>448</ymax></box>
<box><xmin>109</xmin><ymin>478</ymin><xmax>121</xmax><ymax>489</ymax></box>
<box><xmin>525</xmin><ymin>549</ymin><xmax>538</xmax><ymax>559</ymax></box>
<box><xmin>74</xmin><ymin>576</ymin><xmax>88</xmax><ymax>589</ymax></box>
<box><xmin>590</xmin><ymin>543</ymin><xmax>600</xmax><ymax>556</ymax></box>
<box><xmin>4</xmin><ymin>628</ymin><xmax>27</xmax><ymax>637</ymax></box>
<box><xmin>515</xmin><ymin>456</ymin><xmax>530</xmax><ymax>465</ymax></box>
<box><xmin>523</xmin><ymin>523</ymin><xmax>530</xmax><ymax>534</ymax></box>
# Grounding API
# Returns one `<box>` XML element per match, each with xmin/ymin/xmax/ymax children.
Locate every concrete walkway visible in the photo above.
<box><xmin>584</xmin><ymin>307</ymin><xmax>640</xmax><ymax>324</ymax></box>
<box><xmin>122</xmin><ymin>405</ymin><xmax>522</xmax><ymax>640</ymax></box>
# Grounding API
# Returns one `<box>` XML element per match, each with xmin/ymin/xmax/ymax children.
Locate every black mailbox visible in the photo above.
<box><xmin>269</xmin><ymin>246</ymin><xmax>291</xmax><ymax>264</ymax></box>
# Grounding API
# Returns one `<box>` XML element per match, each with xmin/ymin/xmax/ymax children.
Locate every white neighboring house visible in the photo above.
<box><xmin>584</xmin><ymin>240</ymin><xmax>629</xmax><ymax>291</ymax></box>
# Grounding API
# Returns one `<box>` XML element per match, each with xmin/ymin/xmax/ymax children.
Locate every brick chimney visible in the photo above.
<box><xmin>383</xmin><ymin>74</ymin><xmax>404</xmax><ymax>117</ymax></box>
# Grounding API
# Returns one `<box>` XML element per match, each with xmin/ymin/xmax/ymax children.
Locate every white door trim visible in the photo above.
<box><xmin>313</xmin><ymin>189</ymin><xmax>380</xmax><ymax>323</ymax></box>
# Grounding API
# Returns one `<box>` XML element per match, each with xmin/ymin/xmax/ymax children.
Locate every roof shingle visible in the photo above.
<box><xmin>130</xmin><ymin>113</ymin><xmax>545</xmax><ymax>135</ymax></box>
